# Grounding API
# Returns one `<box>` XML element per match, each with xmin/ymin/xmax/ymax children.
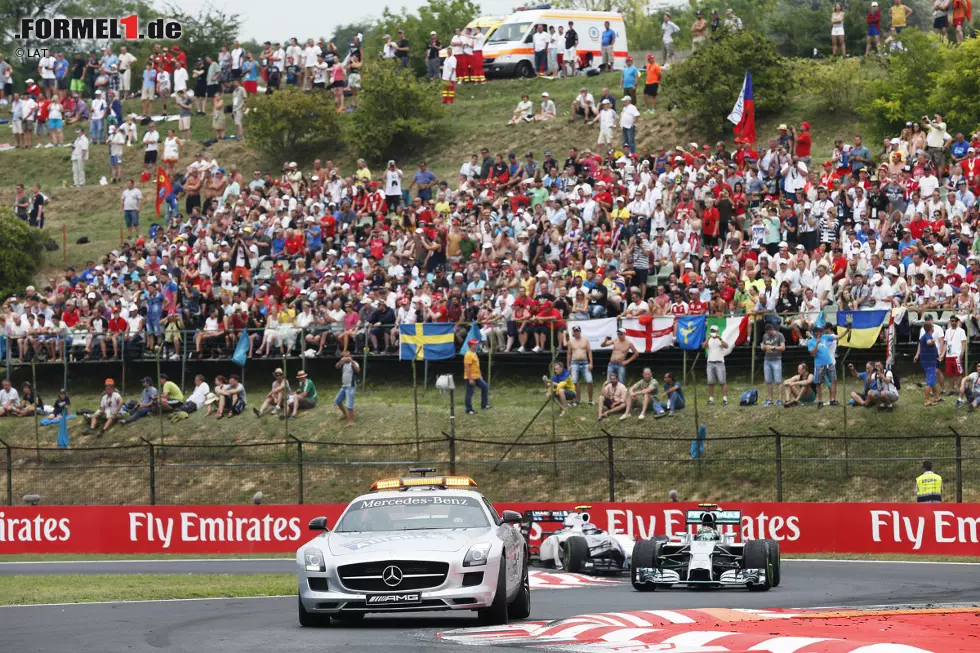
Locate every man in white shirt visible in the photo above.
<box><xmin>441</xmin><ymin>51</ymin><xmax>457</xmax><ymax>104</ymax></box>
<box><xmin>172</xmin><ymin>60</ymin><xmax>188</xmax><ymax>94</ymax></box>
<box><xmin>20</xmin><ymin>93</ymin><xmax>37</xmax><ymax>148</ymax></box>
<box><xmin>591</xmin><ymin>98</ymin><xmax>617</xmax><ymax>149</ymax></box>
<box><xmin>532</xmin><ymin>24</ymin><xmax>550</xmax><ymax>76</ymax></box>
<box><xmin>118</xmin><ymin>46</ymin><xmax>137</xmax><ymax>98</ymax></box>
<box><xmin>619</xmin><ymin>95</ymin><xmax>640</xmax><ymax>154</ymax></box>
<box><xmin>303</xmin><ymin>39</ymin><xmax>321</xmax><ymax>90</ymax></box>
<box><xmin>142</xmin><ymin>121</ymin><xmax>160</xmax><ymax>175</ymax></box>
<box><xmin>944</xmin><ymin>314</ymin><xmax>966</xmax><ymax>395</ymax></box>
<box><xmin>37</xmin><ymin>54</ymin><xmax>56</xmax><ymax>97</ymax></box>
<box><xmin>70</xmin><ymin>127</ymin><xmax>89</xmax><ymax>186</ymax></box>
<box><xmin>922</xmin><ymin>113</ymin><xmax>948</xmax><ymax>175</ymax></box>
<box><xmin>703</xmin><ymin>325</ymin><xmax>729</xmax><ymax>406</ymax></box>
<box><xmin>89</xmin><ymin>90</ymin><xmax>107</xmax><ymax>144</ymax></box>
<box><xmin>569</xmin><ymin>87</ymin><xmax>597</xmax><ymax>123</ymax></box>
<box><xmin>0</xmin><ymin>379</ymin><xmax>19</xmax><ymax>416</ymax></box>
<box><xmin>230</xmin><ymin>40</ymin><xmax>244</xmax><ymax>78</ymax></box>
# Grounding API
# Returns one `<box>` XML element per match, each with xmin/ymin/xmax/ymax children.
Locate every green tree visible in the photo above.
<box><xmin>929</xmin><ymin>37</ymin><xmax>980</xmax><ymax>133</ymax></box>
<box><xmin>662</xmin><ymin>30</ymin><xmax>795</xmax><ymax>136</ymax></box>
<box><xmin>163</xmin><ymin>4</ymin><xmax>242</xmax><ymax>64</ymax></box>
<box><xmin>0</xmin><ymin>208</ymin><xmax>46</xmax><ymax>299</ymax></box>
<box><xmin>370</xmin><ymin>0</ymin><xmax>479</xmax><ymax>76</ymax></box>
<box><xmin>331</xmin><ymin>21</ymin><xmax>374</xmax><ymax>51</ymax></box>
<box><xmin>346</xmin><ymin>60</ymin><xmax>444</xmax><ymax>163</ymax></box>
<box><xmin>247</xmin><ymin>89</ymin><xmax>343</xmax><ymax>164</ymax></box>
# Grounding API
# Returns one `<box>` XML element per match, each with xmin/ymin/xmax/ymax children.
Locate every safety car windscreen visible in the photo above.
<box><xmin>335</xmin><ymin>495</ymin><xmax>490</xmax><ymax>532</ymax></box>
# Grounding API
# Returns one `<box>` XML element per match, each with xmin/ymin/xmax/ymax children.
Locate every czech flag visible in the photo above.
<box><xmin>727</xmin><ymin>70</ymin><xmax>756</xmax><ymax>145</ymax></box>
<box><xmin>155</xmin><ymin>167</ymin><xmax>172</xmax><ymax>217</ymax></box>
<box><xmin>400</xmin><ymin>323</ymin><xmax>455</xmax><ymax>361</ymax></box>
<box><xmin>837</xmin><ymin>309</ymin><xmax>889</xmax><ymax>349</ymax></box>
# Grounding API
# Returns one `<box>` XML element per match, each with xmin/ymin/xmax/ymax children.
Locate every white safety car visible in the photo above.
<box><xmin>524</xmin><ymin>505</ymin><xmax>634</xmax><ymax>575</ymax></box>
<box><xmin>296</xmin><ymin>468</ymin><xmax>529</xmax><ymax>626</ymax></box>
<box><xmin>630</xmin><ymin>504</ymin><xmax>781</xmax><ymax>591</ymax></box>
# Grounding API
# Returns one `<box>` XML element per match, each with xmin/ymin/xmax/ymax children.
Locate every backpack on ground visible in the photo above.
<box><xmin>739</xmin><ymin>389</ymin><xmax>758</xmax><ymax>406</ymax></box>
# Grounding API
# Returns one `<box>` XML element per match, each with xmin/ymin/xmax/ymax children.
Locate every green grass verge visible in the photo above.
<box><xmin>0</xmin><ymin>574</ymin><xmax>294</xmax><ymax>605</ymax></box>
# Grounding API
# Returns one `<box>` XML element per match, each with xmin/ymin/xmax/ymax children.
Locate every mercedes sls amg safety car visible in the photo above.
<box><xmin>296</xmin><ymin>468</ymin><xmax>530</xmax><ymax>626</ymax></box>
<box><xmin>630</xmin><ymin>504</ymin><xmax>781</xmax><ymax>591</ymax></box>
<box><xmin>523</xmin><ymin>505</ymin><xmax>634</xmax><ymax>575</ymax></box>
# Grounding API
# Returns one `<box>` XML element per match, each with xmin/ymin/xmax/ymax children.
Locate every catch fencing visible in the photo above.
<box><xmin>2</xmin><ymin>431</ymin><xmax>976</xmax><ymax>506</ymax></box>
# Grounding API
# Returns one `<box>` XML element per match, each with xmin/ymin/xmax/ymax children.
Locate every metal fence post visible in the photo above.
<box><xmin>769</xmin><ymin>428</ymin><xmax>783</xmax><ymax>502</ymax></box>
<box><xmin>290</xmin><ymin>436</ymin><xmax>304</xmax><ymax>504</ymax></box>
<box><xmin>442</xmin><ymin>431</ymin><xmax>457</xmax><ymax>476</ymax></box>
<box><xmin>607</xmin><ymin>432</ymin><xmax>615</xmax><ymax>502</ymax></box>
<box><xmin>0</xmin><ymin>438</ymin><xmax>11</xmax><ymax>507</ymax></box>
<box><xmin>141</xmin><ymin>438</ymin><xmax>156</xmax><ymax>505</ymax></box>
<box><xmin>950</xmin><ymin>427</ymin><xmax>962</xmax><ymax>504</ymax></box>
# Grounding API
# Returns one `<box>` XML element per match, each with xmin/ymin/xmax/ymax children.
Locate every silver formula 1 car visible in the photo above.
<box><xmin>630</xmin><ymin>504</ymin><xmax>781</xmax><ymax>591</ymax></box>
<box><xmin>296</xmin><ymin>468</ymin><xmax>529</xmax><ymax>627</ymax></box>
<box><xmin>525</xmin><ymin>505</ymin><xmax>634</xmax><ymax>575</ymax></box>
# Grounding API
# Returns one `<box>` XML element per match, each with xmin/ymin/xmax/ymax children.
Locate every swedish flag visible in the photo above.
<box><xmin>837</xmin><ymin>310</ymin><xmax>889</xmax><ymax>349</ymax></box>
<box><xmin>400</xmin><ymin>323</ymin><xmax>455</xmax><ymax>361</ymax></box>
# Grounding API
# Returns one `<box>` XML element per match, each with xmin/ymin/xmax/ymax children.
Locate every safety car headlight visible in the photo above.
<box><xmin>304</xmin><ymin>548</ymin><xmax>325</xmax><ymax>572</ymax></box>
<box><xmin>463</xmin><ymin>542</ymin><xmax>492</xmax><ymax>567</ymax></box>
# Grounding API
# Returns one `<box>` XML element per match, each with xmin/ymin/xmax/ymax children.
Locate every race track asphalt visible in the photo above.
<box><xmin>1</xmin><ymin>559</ymin><xmax>978</xmax><ymax>653</ymax></box>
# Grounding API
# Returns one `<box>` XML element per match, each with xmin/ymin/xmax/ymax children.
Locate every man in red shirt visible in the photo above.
<box><xmin>107</xmin><ymin>306</ymin><xmax>128</xmax><ymax>359</ymax></box>
<box><xmin>794</xmin><ymin>121</ymin><xmax>812</xmax><ymax>165</ymax></box>
<box><xmin>284</xmin><ymin>230</ymin><xmax>304</xmax><ymax>259</ymax></box>
<box><xmin>687</xmin><ymin>289</ymin><xmax>708</xmax><ymax>315</ymax></box>
<box><xmin>702</xmin><ymin>198</ymin><xmax>720</xmax><ymax>248</ymax></box>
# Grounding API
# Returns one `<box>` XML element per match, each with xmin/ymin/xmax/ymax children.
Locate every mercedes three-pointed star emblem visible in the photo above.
<box><xmin>382</xmin><ymin>565</ymin><xmax>403</xmax><ymax>587</ymax></box>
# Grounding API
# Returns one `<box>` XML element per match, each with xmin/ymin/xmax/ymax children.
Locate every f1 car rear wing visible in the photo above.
<box><xmin>521</xmin><ymin>510</ymin><xmax>571</xmax><ymax>556</ymax></box>
<box><xmin>522</xmin><ymin>509</ymin><xmax>571</xmax><ymax>524</ymax></box>
<box><xmin>685</xmin><ymin>507</ymin><xmax>742</xmax><ymax>525</ymax></box>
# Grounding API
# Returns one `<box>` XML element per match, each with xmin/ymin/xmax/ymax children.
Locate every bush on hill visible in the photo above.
<box><xmin>0</xmin><ymin>209</ymin><xmax>47</xmax><ymax>299</ymax></box>
<box><xmin>247</xmin><ymin>89</ymin><xmax>343</xmax><ymax>164</ymax></box>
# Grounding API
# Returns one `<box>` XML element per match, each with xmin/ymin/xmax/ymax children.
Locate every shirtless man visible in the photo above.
<box><xmin>566</xmin><ymin>324</ymin><xmax>594</xmax><ymax>405</ymax></box>
<box><xmin>782</xmin><ymin>363</ymin><xmax>815</xmax><ymax>406</ymax></box>
<box><xmin>600</xmin><ymin>328</ymin><xmax>639</xmax><ymax>383</ymax></box>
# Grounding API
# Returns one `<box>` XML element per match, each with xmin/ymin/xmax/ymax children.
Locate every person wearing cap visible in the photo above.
<box><xmin>69</xmin><ymin>123</ymin><xmax>89</xmax><ymax>187</ymax></box>
<box><xmin>87</xmin><ymin>380</ymin><xmax>123</xmax><ymax>434</ymax></box>
<box><xmin>724</xmin><ymin>7</ymin><xmax>744</xmax><ymax>30</ymax></box>
<box><xmin>865</xmin><ymin>2</ymin><xmax>883</xmax><ymax>56</ymax></box>
<box><xmin>943</xmin><ymin>314</ymin><xmax>967</xmax><ymax>395</ymax></box>
<box><xmin>703</xmin><ymin>324</ymin><xmax>730</xmax><ymax>406</ymax></box>
<box><xmin>643</xmin><ymin>53</ymin><xmax>661</xmax><ymax>114</ymax></box>
<box><xmin>253</xmin><ymin>368</ymin><xmax>290</xmax><ymax>419</ymax></box>
<box><xmin>620</xmin><ymin>94</ymin><xmax>641</xmax><ymax>155</ymax></box>
<box><xmin>567</xmin><ymin>324</ymin><xmax>595</xmax><ymax>406</ymax></box>
<box><xmin>119</xmin><ymin>376</ymin><xmax>159</xmax><ymax>425</ymax></box>
<box><xmin>620</xmin><ymin>55</ymin><xmax>639</xmax><ymax>104</ymax></box>
<box><xmin>288</xmin><ymin>370</ymin><xmax>318</xmax><ymax>419</ymax></box>
<box><xmin>590</xmin><ymin>97</ymin><xmax>618</xmax><ymax>149</ymax></box>
<box><xmin>808</xmin><ymin>322</ymin><xmax>850</xmax><ymax>408</ymax></box>
<box><xmin>691</xmin><ymin>10</ymin><xmax>708</xmax><ymax>48</ymax></box>
<box><xmin>544</xmin><ymin>360</ymin><xmax>577</xmax><ymax>417</ymax></box>
<box><xmin>661</xmin><ymin>12</ymin><xmax>681</xmax><ymax>63</ymax></box>
<box><xmin>536</xmin><ymin>91</ymin><xmax>557</xmax><ymax>121</ymax></box>
<box><xmin>334</xmin><ymin>349</ymin><xmax>360</xmax><ymax>427</ymax></box>
<box><xmin>601</xmin><ymin>329</ymin><xmax>639</xmax><ymax>383</ymax></box>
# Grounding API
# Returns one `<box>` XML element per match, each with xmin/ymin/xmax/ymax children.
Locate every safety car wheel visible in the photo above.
<box><xmin>479</xmin><ymin>560</ymin><xmax>509</xmax><ymax>625</ymax></box>
<box><xmin>508</xmin><ymin>551</ymin><xmax>531</xmax><ymax>619</ymax></box>
<box><xmin>298</xmin><ymin>595</ymin><xmax>331</xmax><ymax>627</ymax></box>
<box><xmin>562</xmin><ymin>535</ymin><xmax>588</xmax><ymax>573</ymax></box>
<box><xmin>630</xmin><ymin>539</ymin><xmax>658</xmax><ymax>591</ymax></box>
<box><xmin>763</xmin><ymin>538</ymin><xmax>781</xmax><ymax>587</ymax></box>
<box><xmin>743</xmin><ymin>540</ymin><xmax>772</xmax><ymax>592</ymax></box>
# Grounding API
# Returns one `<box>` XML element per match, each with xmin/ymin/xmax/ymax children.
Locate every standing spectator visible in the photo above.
<box><xmin>383</xmin><ymin>160</ymin><xmax>403</xmax><ymax>210</ymax></box>
<box><xmin>596</xmin><ymin>373</ymin><xmax>627</xmax><ymax>421</ymax></box>
<box><xmin>242</xmin><ymin>53</ymin><xmax>259</xmax><ymax>94</ymax></box>
<box><xmin>620</xmin><ymin>56</ymin><xmax>638</xmax><ymax>103</ymax></box>
<box><xmin>212</xmin><ymin>92</ymin><xmax>226</xmax><ymax>140</ymax></box>
<box><xmin>933</xmin><ymin>0</ymin><xmax>950</xmax><ymax>40</ymax></box>
<box><xmin>532</xmin><ymin>24</ymin><xmax>549</xmax><ymax>76</ymax></box>
<box><xmin>725</xmin><ymin>8</ymin><xmax>744</xmax><ymax>29</ymax></box>
<box><xmin>0</xmin><ymin>54</ymin><xmax>11</xmax><ymax>103</ymax></box>
<box><xmin>155</xmin><ymin>60</ymin><xmax>171</xmax><ymax>114</ymax></box>
<box><xmin>472</xmin><ymin>26</ymin><xmax>486</xmax><ymax>84</ymax></box>
<box><xmin>566</xmin><ymin>325</ymin><xmax>594</xmax><ymax>405</ymax></box>
<box><xmin>600</xmin><ymin>329</ymin><xmax>639</xmax><ymax>382</ymax></box>
<box><xmin>107</xmin><ymin>124</ymin><xmax>124</xmax><ymax>183</ymax></box>
<box><xmin>952</xmin><ymin>0</ymin><xmax>967</xmax><ymax>43</ymax></box>
<box><xmin>866</xmin><ymin>2</ymin><xmax>883</xmax><ymax>56</ymax></box>
<box><xmin>547</xmin><ymin>26</ymin><xmax>559</xmax><ymax>76</ymax></box>
<box><xmin>463</xmin><ymin>337</ymin><xmax>491</xmax><ymax>415</ymax></box>
<box><xmin>10</xmin><ymin>93</ymin><xmax>24</xmax><ymax>149</ymax></box>
<box><xmin>425</xmin><ymin>32</ymin><xmax>441</xmax><ymax>80</ymax></box>
<box><xmin>922</xmin><ymin>113</ymin><xmax>947</xmax><ymax>176</ymax></box>
<box><xmin>87</xmin><ymin>379</ymin><xmax>122</xmax><ymax>435</ymax></box>
<box><xmin>232</xmin><ymin>79</ymin><xmax>247</xmax><ymax>139</ymax></box>
<box><xmin>441</xmin><ymin>49</ymin><xmax>457</xmax><ymax>104</ymax></box>
<box><xmin>600</xmin><ymin>20</ymin><xmax>616</xmax><ymax>72</ymax></box>
<box><xmin>89</xmin><ymin>89</ymin><xmax>106</xmax><ymax>144</ymax></box>
<box><xmin>761</xmin><ymin>321</ymin><xmax>786</xmax><ymax>405</ymax></box>
<box><xmin>831</xmin><ymin>3</ymin><xmax>847</xmax><ymax>56</ymax></box>
<box><xmin>891</xmin><ymin>0</ymin><xmax>913</xmax><ymax>33</ymax></box>
<box><xmin>192</xmin><ymin>59</ymin><xmax>207</xmax><ymax>110</ymax></box>
<box><xmin>624</xmin><ymin>367</ymin><xmax>658</xmax><ymax>420</ymax></box>
<box><xmin>653</xmin><ymin>372</ymin><xmax>685</xmax><ymax>418</ymax></box>
<box><xmin>0</xmin><ymin>379</ymin><xmax>19</xmax><ymax>416</ymax></box>
<box><xmin>809</xmin><ymin>322</ymin><xmax>848</xmax><ymax>408</ymax></box>
<box><xmin>176</xmin><ymin>89</ymin><xmax>193</xmax><ymax>139</ymax></box>
<box><xmin>21</xmin><ymin>90</ymin><xmax>37</xmax><ymax>149</ymax></box>
<box><xmin>28</xmin><ymin>183</ymin><xmax>47</xmax><ymax>230</ymax></box>
<box><xmin>691</xmin><ymin>11</ymin><xmax>708</xmax><ymax>48</ymax></box>
<box><xmin>544</xmin><ymin>360</ymin><xmax>576</xmax><ymax>416</ymax></box>
<box><xmin>944</xmin><ymin>314</ymin><xmax>966</xmax><ymax>396</ymax></box>
<box><xmin>70</xmin><ymin>126</ymin><xmax>88</xmax><ymax>187</ymax></box>
<box><xmin>173</xmin><ymin>59</ymin><xmax>188</xmax><ymax>99</ymax></box>
<box><xmin>703</xmin><ymin>324</ymin><xmax>730</xmax><ymax>406</ymax></box>
<box><xmin>206</xmin><ymin>55</ymin><xmax>221</xmax><ymax>111</ymax></box>
<box><xmin>142</xmin><ymin>121</ymin><xmax>159</xmax><ymax>176</ymax></box>
<box><xmin>564</xmin><ymin>21</ymin><xmax>579</xmax><ymax>77</ymax></box>
<box><xmin>118</xmin><ymin>46</ymin><xmax>137</xmax><ymax>98</ymax></box>
<box><xmin>162</xmin><ymin>128</ymin><xmax>182</xmax><ymax>176</ymax></box>
<box><xmin>620</xmin><ymin>95</ymin><xmax>640</xmax><ymax>155</ymax></box>
<box><xmin>334</xmin><ymin>350</ymin><xmax>360</xmax><ymax>427</ymax></box>
<box><xmin>643</xmin><ymin>54</ymin><xmax>661</xmax><ymax>114</ymax></box>
<box><xmin>915</xmin><ymin>319</ymin><xmax>940</xmax><ymax>406</ymax></box>
<box><xmin>141</xmin><ymin>61</ymin><xmax>156</xmax><ymax>115</ymax></box>
<box><xmin>661</xmin><ymin>12</ymin><xmax>680</xmax><ymax>63</ymax></box>
<box><xmin>460</xmin><ymin>27</ymin><xmax>474</xmax><ymax>83</ymax></box>
<box><xmin>38</xmin><ymin>51</ymin><xmax>56</xmax><ymax>98</ymax></box>
<box><xmin>395</xmin><ymin>29</ymin><xmax>410</xmax><ymax>68</ymax></box>
<box><xmin>120</xmin><ymin>179</ymin><xmax>142</xmax><ymax>240</ymax></box>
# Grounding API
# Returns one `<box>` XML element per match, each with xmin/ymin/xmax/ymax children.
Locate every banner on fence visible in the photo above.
<box><xmin>0</xmin><ymin>503</ymin><xmax>977</xmax><ymax>555</ymax></box>
<box><xmin>566</xmin><ymin>317</ymin><xmax>616</xmax><ymax>350</ymax></box>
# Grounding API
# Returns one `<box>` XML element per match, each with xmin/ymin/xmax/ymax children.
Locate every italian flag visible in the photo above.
<box><xmin>706</xmin><ymin>316</ymin><xmax>749</xmax><ymax>355</ymax></box>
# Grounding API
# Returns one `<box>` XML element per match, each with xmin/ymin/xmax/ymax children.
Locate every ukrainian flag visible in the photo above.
<box><xmin>400</xmin><ymin>323</ymin><xmax>455</xmax><ymax>361</ymax></box>
<box><xmin>837</xmin><ymin>310</ymin><xmax>889</xmax><ymax>349</ymax></box>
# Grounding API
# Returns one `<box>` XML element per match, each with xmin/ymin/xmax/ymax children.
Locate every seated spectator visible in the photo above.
<box><xmin>253</xmin><ymin>368</ymin><xmax>289</xmax><ymax>418</ymax></box>
<box><xmin>13</xmin><ymin>382</ymin><xmax>42</xmax><ymax>417</ymax></box>
<box><xmin>0</xmin><ymin>379</ymin><xmax>20</xmax><ymax>416</ymax></box>
<box><xmin>119</xmin><ymin>376</ymin><xmax>158</xmax><ymax>424</ymax></box>
<box><xmin>215</xmin><ymin>374</ymin><xmax>246</xmax><ymax>419</ymax></box>
<box><xmin>508</xmin><ymin>94</ymin><xmax>533</xmax><ymax>125</ymax></box>
<box><xmin>288</xmin><ymin>370</ymin><xmax>317</xmax><ymax>418</ymax></box>
<box><xmin>87</xmin><ymin>379</ymin><xmax>122</xmax><ymax>435</ymax></box>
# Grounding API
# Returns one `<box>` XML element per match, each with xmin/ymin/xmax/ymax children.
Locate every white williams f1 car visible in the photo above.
<box><xmin>631</xmin><ymin>505</ymin><xmax>780</xmax><ymax>591</ymax></box>
<box><xmin>524</xmin><ymin>505</ymin><xmax>634</xmax><ymax>575</ymax></box>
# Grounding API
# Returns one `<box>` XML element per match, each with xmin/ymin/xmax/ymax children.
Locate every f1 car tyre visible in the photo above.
<box><xmin>763</xmin><ymin>538</ymin><xmax>781</xmax><ymax>587</ymax></box>
<box><xmin>508</xmin><ymin>553</ymin><xmax>531</xmax><ymax>619</ymax></box>
<box><xmin>743</xmin><ymin>540</ymin><xmax>772</xmax><ymax>592</ymax></box>
<box><xmin>479</xmin><ymin>559</ymin><xmax>510</xmax><ymax>625</ymax></box>
<box><xmin>630</xmin><ymin>539</ymin><xmax>658</xmax><ymax>591</ymax></box>
<box><xmin>298</xmin><ymin>595</ymin><xmax>331</xmax><ymax>627</ymax></box>
<box><xmin>562</xmin><ymin>535</ymin><xmax>589</xmax><ymax>573</ymax></box>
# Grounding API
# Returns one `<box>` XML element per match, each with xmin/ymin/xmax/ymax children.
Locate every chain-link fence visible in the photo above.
<box><xmin>2</xmin><ymin>431</ymin><xmax>976</xmax><ymax>506</ymax></box>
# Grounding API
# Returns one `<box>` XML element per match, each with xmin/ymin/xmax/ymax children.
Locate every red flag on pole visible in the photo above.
<box><xmin>727</xmin><ymin>70</ymin><xmax>756</xmax><ymax>145</ymax></box>
<box><xmin>155</xmin><ymin>167</ymin><xmax>172</xmax><ymax>217</ymax></box>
